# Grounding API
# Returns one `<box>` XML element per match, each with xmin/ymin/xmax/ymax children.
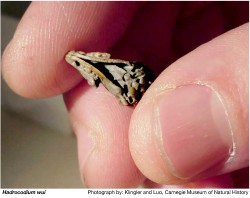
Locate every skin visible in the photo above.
<box><xmin>2</xmin><ymin>2</ymin><xmax>249</xmax><ymax>188</ymax></box>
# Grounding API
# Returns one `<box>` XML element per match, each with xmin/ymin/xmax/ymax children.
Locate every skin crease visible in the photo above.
<box><xmin>2</xmin><ymin>2</ymin><xmax>249</xmax><ymax>188</ymax></box>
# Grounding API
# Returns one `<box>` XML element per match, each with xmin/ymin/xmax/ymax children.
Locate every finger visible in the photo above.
<box><xmin>64</xmin><ymin>83</ymin><xmax>145</xmax><ymax>188</ymax></box>
<box><xmin>2</xmin><ymin>1</ymin><xmax>139</xmax><ymax>98</ymax></box>
<box><xmin>129</xmin><ymin>23</ymin><xmax>248</xmax><ymax>184</ymax></box>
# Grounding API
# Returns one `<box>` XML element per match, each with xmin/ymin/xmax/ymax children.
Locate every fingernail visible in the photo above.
<box><xmin>155</xmin><ymin>85</ymin><xmax>233</xmax><ymax>179</ymax></box>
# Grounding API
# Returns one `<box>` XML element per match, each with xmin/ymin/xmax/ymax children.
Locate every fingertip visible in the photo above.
<box><xmin>129</xmin><ymin>24</ymin><xmax>249</xmax><ymax>185</ymax></box>
<box><xmin>2</xmin><ymin>1</ymin><xmax>139</xmax><ymax>98</ymax></box>
<box><xmin>2</xmin><ymin>41</ymin><xmax>81</xmax><ymax>98</ymax></box>
<box><xmin>64</xmin><ymin>84</ymin><xmax>145</xmax><ymax>188</ymax></box>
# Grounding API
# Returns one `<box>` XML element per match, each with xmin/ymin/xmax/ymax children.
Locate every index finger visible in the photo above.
<box><xmin>2</xmin><ymin>1</ymin><xmax>139</xmax><ymax>98</ymax></box>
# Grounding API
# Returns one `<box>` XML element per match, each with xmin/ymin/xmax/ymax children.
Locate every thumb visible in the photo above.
<box><xmin>129</xmin><ymin>23</ymin><xmax>248</xmax><ymax>184</ymax></box>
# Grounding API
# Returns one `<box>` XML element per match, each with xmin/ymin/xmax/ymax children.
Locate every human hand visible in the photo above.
<box><xmin>2</xmin><ymin>2</ymin><xmax>248</xmax><ymax>188</ymax></box>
